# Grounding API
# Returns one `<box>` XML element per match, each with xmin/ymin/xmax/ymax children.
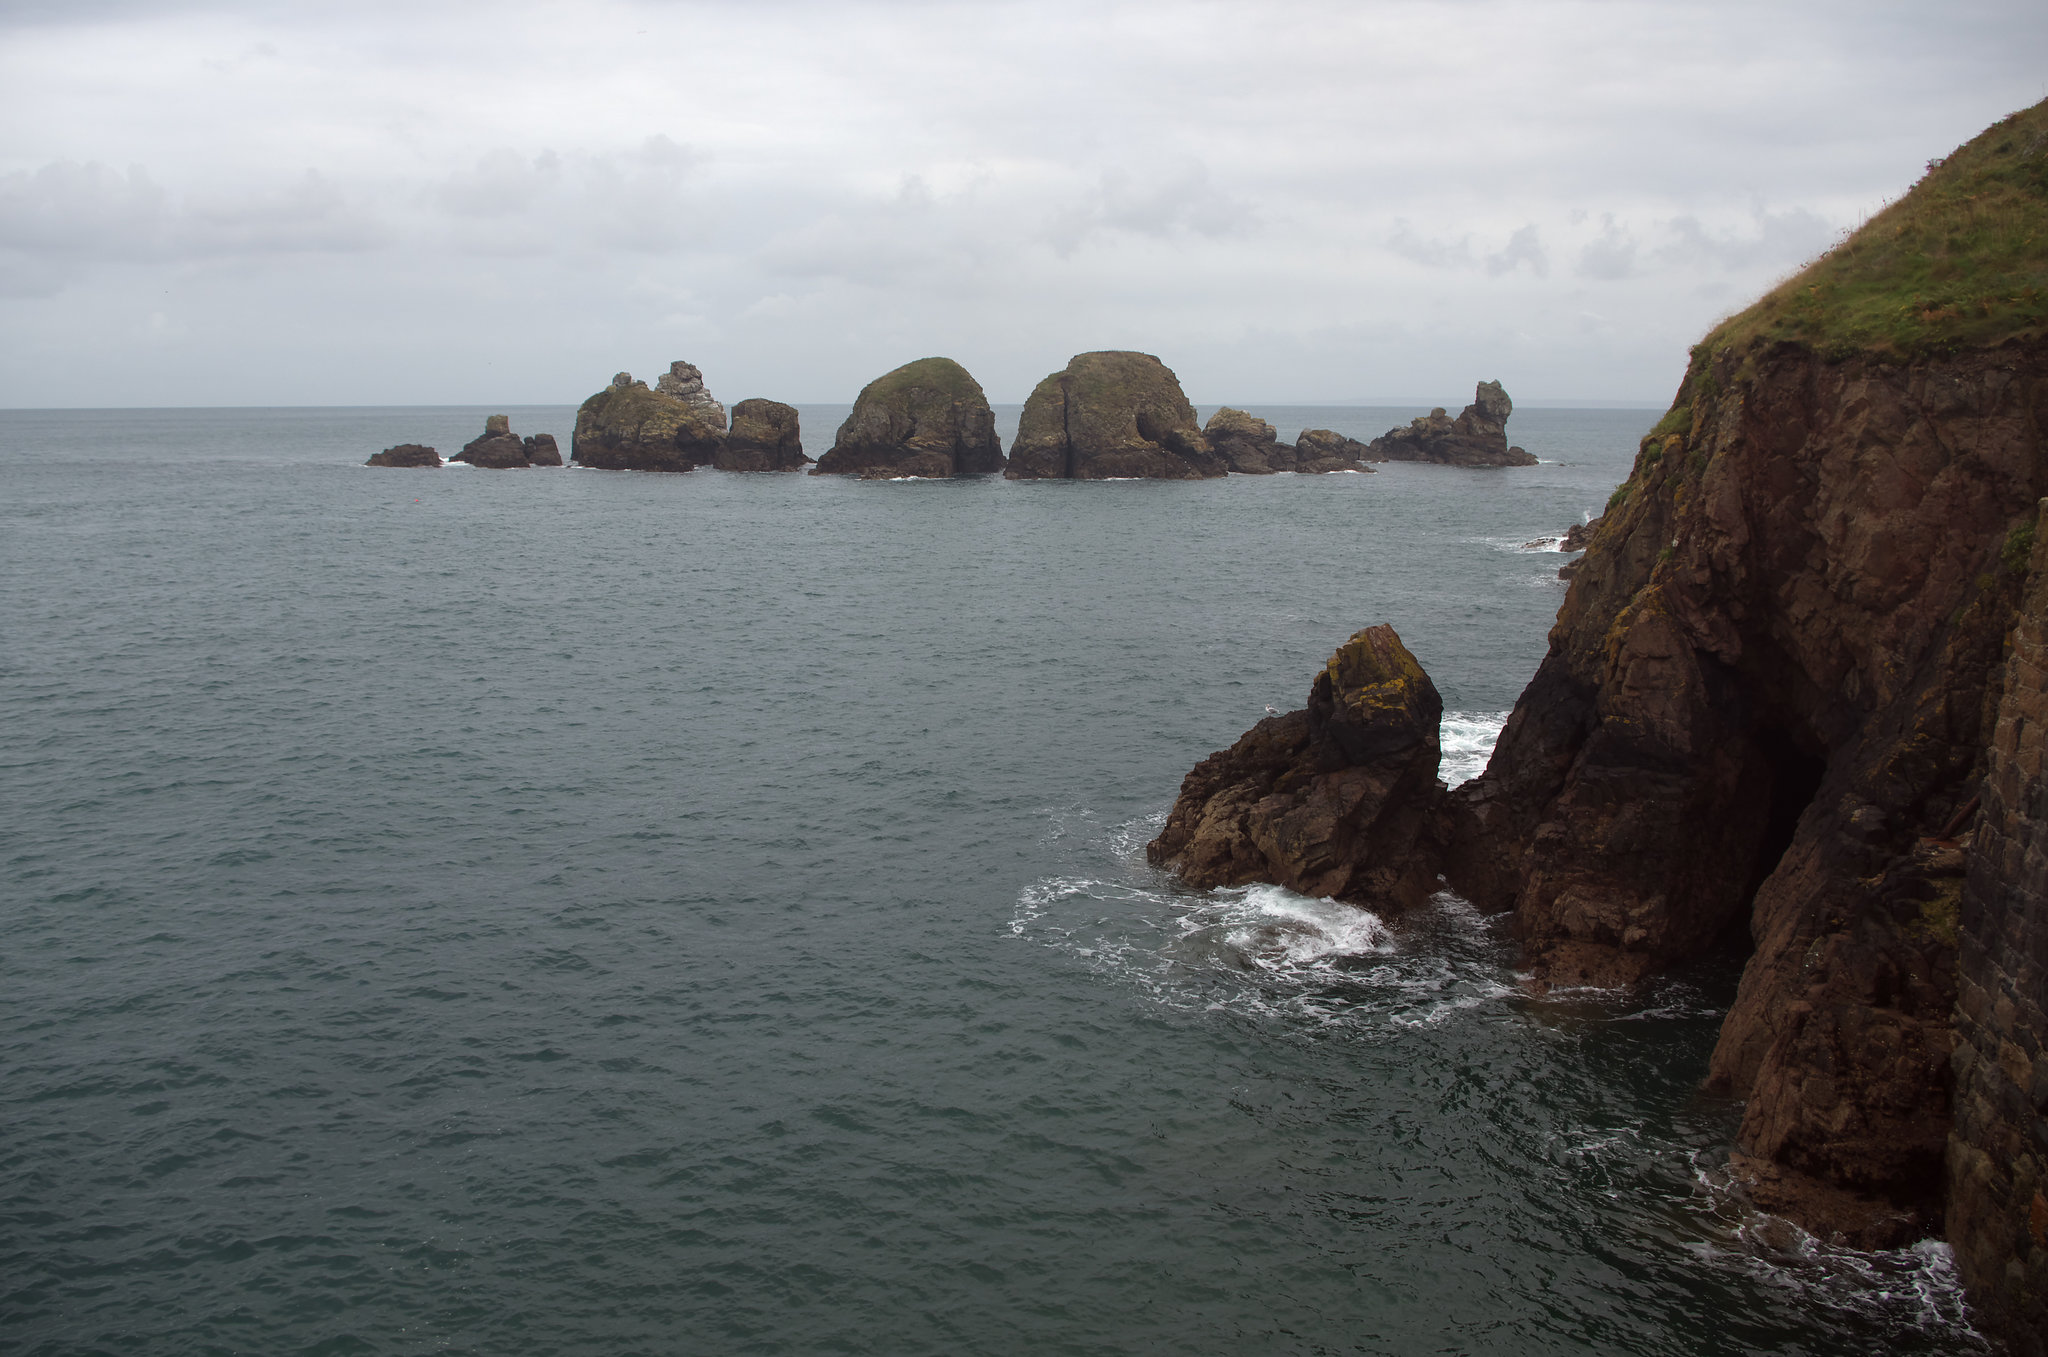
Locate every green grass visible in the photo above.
<box><xmin>1700</xmin><ymin>97</ymin><xmax>2048</xmax><ymax>359</ymax></box>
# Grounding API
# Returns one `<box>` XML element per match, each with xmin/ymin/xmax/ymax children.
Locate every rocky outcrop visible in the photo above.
<box><xmin>1007</xmin><ymin>351</ymin><xmax>1226</xmax><ymax>480</ymax></box>
<box><xmin>1948</xmin><ymin>497</ymin><xmax>2048</xmax><ymax>1352</ymax></box>
<box><xmin>1368</xmin><ymin>381</ymin><xmax>1536</xmax><ymax>466</ymax></box>
<box><xmin>1559</xmin><ymin>518</ymin><xmax>1598</xmax><ymax>552</ymax></box>
<box><xmin>1202</xmin><ymin>410</ymin><xmax>1371</xmax><ymax>474</ymax></box>
<box><xmin>451</xmin><ymin>416</ymin><xmax>562</xmax><ymax>468</ymax></box>
<box><xmin>812</xmin><ymin>357</ymin><xmax>1003</xmax><ymax>478</ymax></box>
<box><xmin>366</xmin><ymin>443</ymin><xmax>439</xmax><ymax>468</ymax></box>
<box><xmin>1147</xmin><ymin>625</ymin><xmax>1444</xmax><ymax>910</ymax></box>
<box><xmin>1295</xmin><ymin>429</ymin><xmax>1376</xmax><ymax>472</ymax></box>
<box><xmin>572</xmin><ymin>367</ymin><xmax>727</xmax><ymax>472</ymax></box>
<box><xmin>719</xmin><ymin>399</ymin><xmax>806</xmax><ymax>472</ymax></box>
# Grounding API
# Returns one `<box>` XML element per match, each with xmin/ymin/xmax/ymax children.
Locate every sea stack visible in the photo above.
<box><xmin>1147</xmin><ymin>625</ymin><xmax>1444</xmax><ymax>911</ymax></box>
<box><xmin>450</xmin><ymin>415</ymin><xmax>562</xmax><ymax>468</ymax></box>
<box><xmin>1200</xmin><ymin>409</ymin><xmax>1368</xmax><ymax>474</ymax></box>
<box><xmin>718</xmin><ymin>399</ymin><xmax>807</xmax><ymax>472</ymax></box>
<box><xmin>1006</xmin><ymin>351</ymin><xmax>1225</xmax><ymax>480</ymax></box>
<box><xmin>811</xmin><ymin>357</ymin><xmax>1003</xmax><ymax>478</ymax></box>
<box><xmin>571</xmin><ymin>364</ymin><xmax>728</xmax><ymax>472</ymax></box>
<box><xmin>366</xmin><ymin>443</ymin><xmax>440</xmax><ymax>468</ymax></box>
<box><xmin>1367</xmin><ymin>381</ymin><xmax>1536</xmax><ymax>466</ymax></box>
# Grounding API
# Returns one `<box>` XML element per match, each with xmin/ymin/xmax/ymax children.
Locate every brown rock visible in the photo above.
<box><xmin>812</xmin><ymin>357</ymin><xmax>1003</xmax><ymax>478</ymax></box>
<box><xmin>1203</xmin><ymin>407</ymin><xmax>1291</xmax><ymax>473</ymax></box>
<box><xmin>572</xmin><ymin>366</ymin><xmax>728</xmax><ymax>472</ymax></box>
<box><xmin>1007</xmin><ymin>351</ymin><xmax>1225</xmax><ymax>480</ymax></box>
<box><xmin>366</xmin><ymin>443</ymin><xmax>439</xmax><ymax>468</ymax></box>
<box><xmin>1368</xmin><ymin>381</ymin><xmax>1537</xmax><ymax>466</ymax></box>
<box><xmin>1147</xmin><ymin>625</ymin><xmax>1444</xmax><ymax>910</ymax></box>
<box><xmin>1294</xmin><ymin>428</ymin><xmax>1376</xmax><ymax>472</ymax></box>
<box><xmin>453</xmin><ymin>416</ymin><xmax>560</xmax><ymax>468</ymax></box>
<box><xmin>719</xmin><ymin>399</ymin><xmax>806</xmax><ymax>472</ymax></box>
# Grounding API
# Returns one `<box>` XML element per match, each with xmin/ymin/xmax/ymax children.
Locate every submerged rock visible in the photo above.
<box><xmin>451</xmin><ymin>416</ymin><xmax>562</xmax><ymax>468</ymax></box>
<box><xmin>1007</xmin><ymin>351</ymin><xmax>1225</xmax><ymax>480</ymax></box>
<box><xmin>572</xmin><ymin>366</ymin><xmax>727</xmax><ymax>472</ymax></box>
<box><xmin>1147</xmin><ymin>624</ymin><xmax>1444</xmax><ymax>910</ymax></box>
<box><xmin>366</xmin><ymin>443</ymin><xmax>440</xmax><ymax>468</ymax></box>
<box><xmin>719</xmin><ymin>399</ymin><xmax>806</xmax><ymax>472</ymax></box>
<box><xmin>812</xmin><ymin>357</ymin><xmax>1003</xmax><ymax>478</ymax></box>
<box><xmin>1367</xmin><ymin>381</ymin><xmax>1536</xmax><ymax>466</ymax></box>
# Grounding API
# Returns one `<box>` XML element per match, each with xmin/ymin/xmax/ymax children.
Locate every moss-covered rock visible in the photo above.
<box><xmin>1007</xmin><ymin>351</ymin><xmax>1225</xmax><ymax>480</ymax></box>
<box><xmin>571</xmin><ymin>368</ymin><xmax>727</xmax><ymax>472</ymax></box>
<box><xmin>811</xmin><ymin>357</ymin><xmax>1003</xmax><ymax>478</ymax></box>
<box><xmin>719</xmin><ymin>399</ymin><xmax>806</xmax><ymax>472</ymax></box>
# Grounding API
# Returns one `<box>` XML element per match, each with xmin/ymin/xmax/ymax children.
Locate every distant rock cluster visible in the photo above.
<box><xmin>368</xmin><ymin>356</ymin><xmax>1542</xmax><ymax>482</ymax></box>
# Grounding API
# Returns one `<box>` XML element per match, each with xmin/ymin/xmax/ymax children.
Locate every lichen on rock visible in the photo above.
<box><xmin>571</xmin><ymin>365</ymin><xmax>727</xmax><ymax>472</ymax></box>
<box><xmin>812</xmin><ymin>357</ymin><xmax>1003</xmax><ymax>478</ymax></box>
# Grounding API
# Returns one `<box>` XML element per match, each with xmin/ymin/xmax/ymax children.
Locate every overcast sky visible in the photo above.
<box><xmin>2</xmin><ymin>0</ymin><xmax>2042</xmax><ymax>408</ymax></box>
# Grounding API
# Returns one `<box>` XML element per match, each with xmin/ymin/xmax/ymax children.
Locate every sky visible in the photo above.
<box><xmin>1</xmin><ymin>0</ymin><xmax>2043</xmax><ymax>409</ymax></box>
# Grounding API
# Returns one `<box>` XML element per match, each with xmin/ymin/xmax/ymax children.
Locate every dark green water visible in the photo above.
<box><xmin>0</xmin><ymin>405</ymin><xmax>1988</xmax><ymax>1354</ymax></box>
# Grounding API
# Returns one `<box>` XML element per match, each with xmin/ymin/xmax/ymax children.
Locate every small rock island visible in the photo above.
<box><xmin>812</xmin><ymin>357</ymin><xmax>1004</xmax><ymax>478</ymax></box>
<box><xmin>1368</xmin><ymin>381</ymin><xmax>1536</xmax><ymax>466</ymax></box>
<box><xmin>572</xmin><ymin>363</ymin><xmax>730</xmax><ymax>472</ymax></box>
<box><xmin>1007</xmin><ymin>351</ymin><xmax>1225</xmax><ymax>480</ymax></box>
<box><xmin>366</xmin><ymin>443</ymin><xmax>440</xmax><ymax>468</ymax></box>
<box><xmin>1202</xmin><ymin>409</ymin><xmax>1371</xmax><ymax>474</ymax></box>
<box><xmin>451</xmin><ymin>415</ymin><xmax>562</xmax><ymax>468</ymax></box>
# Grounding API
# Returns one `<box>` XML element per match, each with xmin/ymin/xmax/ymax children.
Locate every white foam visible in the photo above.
<box><xmin>1440</xmin><ymin>710</ymin><xmax>1508</xmax><ymax>787</ymax></box>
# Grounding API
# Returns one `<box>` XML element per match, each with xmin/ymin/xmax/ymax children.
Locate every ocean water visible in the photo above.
<box><xmin>0</xmin><ymin>404</ymin><xmax>1990</xmax><ymax>1355</ymax></box>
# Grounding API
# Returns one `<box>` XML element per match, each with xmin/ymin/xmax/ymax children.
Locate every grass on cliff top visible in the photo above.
<box><xmin>859</xmin><ymin>357</ymin><xmax>986</xmax><ymax>405</ymax></box>
<box><xmin>1702</xmin><ymin>97</ymin><xmax>2048</xmax><ymax>359</ymax></box>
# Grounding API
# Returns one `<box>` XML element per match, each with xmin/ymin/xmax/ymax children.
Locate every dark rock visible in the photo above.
<box><xmin>1204</xmin><ymin>407</ymin><xmax>1290</xmax><ymax>473</ymax></box>
<box><xmin>1295</xmin><ymin>428</ymin><xmax>1376</xmax><ymax>472</ymax></box>
<box><xmin>571</xmin><ymin>366</ymin><xmax>727</xmax><ymax>472</ymax></box>
<box><xmin>812</xmin><ymin>357</ymin><xmax>1003</xmax><ymax>478</ymax></box>
<box><xmin>719</xmin><ymin>399</ymin><xmax>806</xmax><ymax>472</ymax></box>
<box><xmin>453</xmin><ymin>416</ymin><xmax>560</xmax><ymax>468</ymax></box>
<box><xmin>1368</xmin><ymin>381</ymin><xmax>1537</xmax><ymax>466</ymax></box>
<box><xmin>366</xmin><ymin>443</ymin><xmax>439</xmax><ymax>468</ymax></box>
<box><xmin>1007</xmin><ymin>351</ymin><xmax>1225</xmax><ymax>480</ymax></box>
<box><xmin>1147</xmin><ymin>624</ymin><xmax>1444</xmax><ymax>910</ymax></box>
<box><xmin>1559</xmin><ymin>517</ymin><xmax>1599</xmax><ymax>552</ymax></box>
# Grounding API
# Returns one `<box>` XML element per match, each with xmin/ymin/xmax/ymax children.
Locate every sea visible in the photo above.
<box><xmin>0</xmin><ymin>403</ymin><xmax>1992</xmax><ymax>1355</ymax></box>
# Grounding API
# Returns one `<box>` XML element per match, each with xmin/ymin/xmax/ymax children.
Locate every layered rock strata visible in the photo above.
<box><xmin>452</xmin><ymin>415</ymin><xmax>562</xmax><ymax>468</ymax></box>
<box><xmin>572</xmin><ymin>367</ymin><xmax>728</xmax><ymax>472</ymax></box>
<box><xmin>1007</xmin><ymin>351</ymin><xmax>1226</xmax><ymax>480</ymax></box>
<box><xmin>1202</xmin><ymin>410</ymin><xmax>1370</xmax><ymax>474</ymax></box>
<box><xmin>1147</xmin><ymin>625</ymin><xmax>1443</xmax><ymax>911</ymax></box>
<box><xmin>1948</xmin><ymin>497</ymin><xmax>2048</xmax><ymax>1352</ymax></box>
<box><xmin>719</xmin><ymin>399</ymin><xmax>807</xmax><ymax>472</ymax></box>
<box><xmin>366</xmin><ymin>443</ymin><xmax>439</xmax><ymax>468</ymax></box>
<box><xmin>812</xmin><ymin>357</ymin><xmax>1004</xmax><ymax>478</ymax></box>
<box><xmin>1368</xmin><ymin>381</ymin><xmax>1536</xmax><ymax>466</ymax></box>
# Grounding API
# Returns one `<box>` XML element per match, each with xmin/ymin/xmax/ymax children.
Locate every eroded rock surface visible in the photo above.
<box><xmin>366</xmin><ymin>443</ymin><xmax>439</xmax><ymax>468</ymax></box>
<box><xmin>720</xmin><ymin>399</ymin><xmax>806</xmax><ymax>472</ymax></box>
<box><xmin>1294</xmin><ymin>428</ymin><xmax>1375</xmax><ymax>472</ymax></box>
<box><xmin>812</xmin><ymin>357</ymin><xmax>1003</xmax><ymax>478</ymax></box>
<box><xmin>1007</xmin><ymin>351</ymin><xmax>1225</xmax><ymax>480</ymax></box>
<box><xmin>1147</xmin><ymin>625</ymin><xmax>1443</xmax><ymax>910</ymax></box>
<box><xmin>1202</xmin><ymin>411</ymin><xmax>1371</xmax><ymax>474</ymax></box>
<box><xmin>452</xmin><ymin>416</ymin><xmax>562</xmax><ymax>468</ymax></box>
<box><xmin>1369</xmin><ymin>381</ymin><xmax>1536</xmax><ymax>467</ymax></box>
<box><xmin>572</xmin><ymin>367</ymin><xmax>727</xmax><ymax>472</ymax></box>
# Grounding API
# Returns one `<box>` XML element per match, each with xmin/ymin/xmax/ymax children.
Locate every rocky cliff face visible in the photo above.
<box><xmin>1369</xmin><ymin>381</ymin><xmax>1536</xmax><ymax>467</ymax></box>
<box><xmin>572</xmin><ymin>368</ymin><xmax>728</xmax><ymax>472</ymax></box>
<box><xmin>1949</xmin><ymin>497</ymin><xmax>2048</xmax><ymax>1352</ymax></box>
<box><xmin>1446</xmin><ymin>339</ymin><xmax>2047</xmax><ymax>1241</ymax></box>
<box><xmin>812</xmin><ymin>357</ymin><xmax>1003</xmax><ymax>478</ymax></box>
<box><xmin>1148</xmin><ymin>625</ymin><xmax>1443</xmax><ymax>911</ymax></box>
<box><xmin>1007</xmin><ymin>351</ymin><xmax>1225</xmax><ymax>480</ymax></box>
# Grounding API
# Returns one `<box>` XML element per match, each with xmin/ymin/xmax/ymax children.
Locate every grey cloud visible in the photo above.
<box><xmin>1042</xmin><ymin>163</ymin><xmax>1256</xmax><ymax>256</ymax></box>
<box><xmin>433</xmin><ymin>149</ymin><xmax>562</xmax><ymax>219</ymax></box>
<box><xmin>1658</xmin><ymin>207</ymin><xmax>1834</xmax><ymax>271</ymax></box>
<box><xmin>1576</xmin><ymin>217</ymin><xmax>1638</xmax><ymax>280</ymax></box>
<box><xmin>1385</xmin><ymin>219</ymin><xmax>1474</xmax><ymax>269</ymax></box>
<box><xmin>1486</xmin><ymin>224</ymin><xmax>1548</xmax><ymax>278</ymax></box>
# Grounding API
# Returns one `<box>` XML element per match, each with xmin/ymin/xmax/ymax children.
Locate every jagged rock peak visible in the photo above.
<box><xmin>654</xmin><ymin>360</ymin><xmax>727</xmax><ymax>430</ymax></box>
<box><xmin>1367</xmin><ymin>381</ymin><xmax>1535</xmax><ymax>467</ymax></box>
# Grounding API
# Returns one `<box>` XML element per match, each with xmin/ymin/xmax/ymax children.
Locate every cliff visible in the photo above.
<box><xmin>1443</xmin><ymin>98</ymin><xmax>2048</xmax><ymax>1335</ymax></box>
<box><xmin>1006</xmin><ymin>351</ymin><xmax>1226</xmax><ymax>480</ymax></box>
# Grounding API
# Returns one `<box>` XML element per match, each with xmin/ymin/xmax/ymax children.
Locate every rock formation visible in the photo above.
<box><xmin>1949</xmin><ymin>497</ymin><xmax>2048</xmax><ymax>1352</ymax></box>
<box><xmin>366</xmin><ymin>443</ymin><xmax>439</xmax><ymax>468</ymax></box>
<box><xmin>1147</xmin><ymin>625</ymin><xmax>1444</xmax><ymax>911</ymax></box>
<box><xmin>572</xmin><ymin>367</ymin><xmax>728</xmax><ymax>472</ymax></box>
<box><xmin>719</xmin><ymin>399</ymin><xmax>806</xmax><ymax>472</ymax></box>
<box><xmin>450</xmin><ymin>415</ymin><xmax>563</xmax><ymax>468</ymax></box>
<box><xmin>1368</xmin><ymin>382</ymin><xmax>1536</xmax><ymax>466</ymax></box>
<box><xmin>1006</xmin><ymin>351</ymin><xmax>1226</xmax><ymax>480</ymax></box>
<box><xmin>1294</xmin><ymin>429</ymin><xmax>1376</xmax><ymax>472</ymax></box>
<box><xmin>811</xmin><ymin>357</ymin><xmax>1004</xmax><ymax>478</ymax></box>
<box><xmin>1202</xmin><ymin>410</ymin><xmax>1372</xmax><ymax>474</ymax></box>
<box><xmin>1436</xmin><ymin>100</ymin><xmax>2048</xmax><ymax>1332</ymax></box>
